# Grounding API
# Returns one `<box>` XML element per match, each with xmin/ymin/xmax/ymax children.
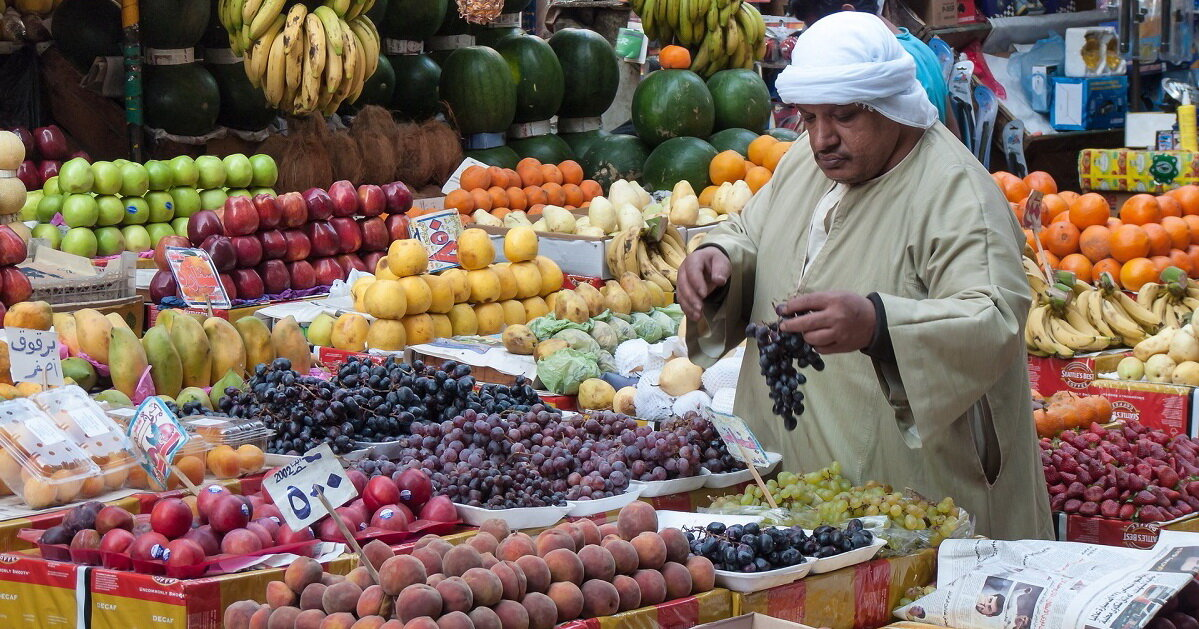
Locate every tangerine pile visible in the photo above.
<box><xmin>703</xmin><ymin>135</ymin><xmax>792</xmax><ymax>205</ymax></box>
<box><xmin>444</xmin><ymin>159</ymin><xmax>602</xmax><ymax>223</ymax></box>
<box><xmin>994</xmin><ymin>170</ymin><xmax>1199</xmax><ymax>292</ymax></box>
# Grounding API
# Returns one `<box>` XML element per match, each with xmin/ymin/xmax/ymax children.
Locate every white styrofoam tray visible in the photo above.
<box><xmin>807</xmin><ymin>535</ymin><xmax>887</xmax><ymax>574</ymax></box>
<box><xmin>704</xmin><ymin>452</ymin><xmax>784</xmax><ymax>489</ymax></box>
<box><xmin>565</xmin><ymin>482</ymin><xmax>646</xmax><ymax>517</ymax></box>
<box><xmin>636</xmin><ymin>470</ymin><xmax>711</xmax><ymax>498</ymax></box>
<box><xmin>455</xmin><ymin>502</ymin><xmax>570</xmax><ymax>530</ymax></box>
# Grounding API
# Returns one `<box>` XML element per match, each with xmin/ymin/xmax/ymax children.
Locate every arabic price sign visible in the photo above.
<box><xmin>263</xmin><ymin>443</ymin><xmax>356</xmax><ymax>532</ymax></box>
<box><xmin>165</xmin><ymin>247</ymin><xmax>232</xmax><ymax>309</ymax></box>
<box><xmin>409</xmin><ymin>209</ymin><xmax>463</xmax><ymax>273</ymax></box>
<box><xmin>127</xmin><ymin>396</ymin><xmax>190</xmax><ymax>489</ymax></box>
<box><xmin>7</xmin><ymin>328</ymin><xmax>63</xmax><ymax>385</ymax></box>
<box><xmin>709</xmin><ymin>411</ymin><xmax>770</xmax><ymax>467</ymax></box>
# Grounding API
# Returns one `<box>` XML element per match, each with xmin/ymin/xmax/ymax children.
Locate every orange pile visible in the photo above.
<box><xmin>995</xmin><ymin>170</ymin><xmax>1199</xmax><ymax>291</ymax></box>
<box><xmin>444</xmin><ymin>159</ymin><xmax>603</xmax><ymax>223</ymax></box>
<box><xmin>702</xmin><ymin>134</ymin><xmax>792</xmax><ymax>205</ymax></box>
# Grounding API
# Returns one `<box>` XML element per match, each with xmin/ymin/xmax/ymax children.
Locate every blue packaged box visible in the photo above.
<box><xmin>1051</xmin><ymin>75</ymin><xmax>1129</xmax><ymax>131</ymax></box>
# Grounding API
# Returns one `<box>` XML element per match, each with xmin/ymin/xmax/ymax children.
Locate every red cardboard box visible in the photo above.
<box><xmin>559</xmin><ymin>589</ymin><xmax>733</xmax><ymax>629</ymax></box>
<box><xmin>1089</xmin><ymin>378</ymin><xmax>1198</xmax><ymax>437</ymax></box>
<box><xmin>0</xmin><ymin>554</ymin><xmax>79</xmax><ymax>627</ymax></box>
<box><xmin>1027</xmin><ymin>351</ymin><xmax>1131</xmax><ymax>396</ymax></box>
<box><xmin>1054</xmin><ymin>511</ymin><xmax>1199</xmax><ymax>548</ymax></box>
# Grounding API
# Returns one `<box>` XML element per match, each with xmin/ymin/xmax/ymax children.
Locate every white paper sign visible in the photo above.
<box><xmin>7</xmin><ymin>328</ymin><xmax>63</xmax><ymax>385</ymax></box>
<box><xmin>441</xmin><ymin>157</ymin><xmax>490</xmax><ymax>194</ymax></box>
<box><xmin>709</xmin><ymin>411</ymin><xmax>770</xmax><ymax>467</ymax></box>
<box><xmin>263</xmin><ymin>443</ymin><xmax>356</xmax><ymax>532</ymax></box>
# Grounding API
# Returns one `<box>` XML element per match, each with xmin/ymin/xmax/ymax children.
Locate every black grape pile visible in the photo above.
<box><xmin>661</xmin><ymin>412</ymin><xmax>746</xmax><ymax>473</ymax></box>
<box><xmin>746</xmin><ymin>319</ymin><xmax>824</xmax><ymax>431</ymax></box>
<box><xmin>351</xmin><ymin>409</ymin><xmax>725</xmax><ymax>509</ymax></box>
<box><xmin>687</xmin><ymin>519</ymin><xmax>874</xmax><ymax>573</ymax></box>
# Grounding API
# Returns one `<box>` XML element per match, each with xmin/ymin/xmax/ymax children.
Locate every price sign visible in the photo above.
<box><xmin>709</xmin><ymin>411</ymin><xmax>770</xmax><ymax>467</ymax></box>
<box><xmin>165</xmin><ymin>247</ymin><xmax>232</xmax><ymax>309</ymax></box>
<box><xmin>127</xmin><ymin>396</ymin><xmax>190</xmax><ymax>489</ymax></box>
<box><xmin>7</xmin><ymin>328</ymin><xmax>63</xmax><ymax>385</ymax></box>
<box><xmin>263</xmin><ymin>443</ymin><xmax>356</xmax><ymax>532</ymax></box>
<box><xmin>410</xmin><ymin>209</ymin><xmax>463</xmax><ymax>273</ymax></box>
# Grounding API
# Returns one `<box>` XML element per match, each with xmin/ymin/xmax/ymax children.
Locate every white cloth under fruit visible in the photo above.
<box><xmin>775</xmin><ymin>12</ymin><xmax>938</xmax><ymax>130</ymax></box>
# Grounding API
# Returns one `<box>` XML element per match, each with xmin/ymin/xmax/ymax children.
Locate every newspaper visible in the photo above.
<box><xmin>894</xmin><ymin>531</ymin><xmax>1199</xmax><ymax>629</ymax></box>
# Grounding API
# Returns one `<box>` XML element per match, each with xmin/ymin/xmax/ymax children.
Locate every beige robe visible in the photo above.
<box><xmin>687</xmin><ymin>123</ymin><xmax>1053</xmax><ymax>541</ymax></box>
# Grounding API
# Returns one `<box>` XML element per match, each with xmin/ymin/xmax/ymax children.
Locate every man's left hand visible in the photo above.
<box><xmin>777</xmin><ymin>291</ymin><xmax>876</xmax><ymax>354</ymax></box>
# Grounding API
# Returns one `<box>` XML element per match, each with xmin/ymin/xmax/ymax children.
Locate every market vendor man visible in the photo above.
<box><xmin>679</xmin><ymin>12</ymin><xmax>1052</xmax><ymax>540</ymax></box>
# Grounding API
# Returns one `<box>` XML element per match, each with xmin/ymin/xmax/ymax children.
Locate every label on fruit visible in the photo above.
<box><xmin>558</xmin><ymin>117</ymin><xmax>603</xmax><ymax>133</ymax></box>
<box><xmin>410</xmin><ymin>209</ymin><xmax>464</xmax><ymax>273</ymax></box>
<box><xmin>165</xmin><ymin>247</ymin><xmax>232</xmax><ymax>310</ymax></box>
<box><xmin>708</xmin><ymin>411</ymin><xmax>770</xmax><ymax>467</ymax></box>
<box><xmin>144</xmin><ymin>47</ymin><xmax>196</xmax><ymax>66</ymax></box>
<box><xmin>205</xmin><ymin>48</ymin><xmax>242</xmax><ymax>64</ymax></box>
<box><xmin>509</xmin><ymin>120</ymin><xmax>552</xmax><ymax>139</ymax></box>
<box><xmin>488</xmin><ymin>12</ymin><xmax>522</xmax><ymax>27</ymax></box>
<box><xmin>263</xmin><ymin>443</ymin><xmax>355</xmax><ymax>532</ymax></box>
<box><xmin>0</xmin><ymin>170</ymin><xmax>15</xmax><ymax>178</ymax></box>
<box><xmin>463</xmin><ymin>132</ymin><xmax>507</xmax><ymax>150</ymax></box>
<box><xmin>427</xmin><ymin>35</ymin><xmax>475</xmax><ymax>51</ymax></box>
<box><xmin>384</xmin><ymin>39</ymin><xmax>424</xmax><ymax>54</ymax></box>
<box><xmin>442</xmin><ymin>157</ymin><xmax>491</xmax><ymax>194</ymax></box>
<box><xmin>25</xmin><ymin>414</ymin><xmax>65</xmax><ymax>446</ymax></box>
<box><xmin>6</xmin><ymin>328</ymin><xmax>63</xmax><ymax>386</ymax></box>
<box><xmin>127</xmin><ymin>396</ymin><xmax>190</xmax><ymax>489</ymax></box>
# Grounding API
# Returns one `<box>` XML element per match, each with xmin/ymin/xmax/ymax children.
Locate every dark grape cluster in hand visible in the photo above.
<box><xmin>746</xmin><ymin>319</ymin><xmax>824</xmax><ymax>431</ymax></box>
<box><xmin>686</xmin><ymin>519</ymin><xmax>874</xmax><ymax>573</ymax></box>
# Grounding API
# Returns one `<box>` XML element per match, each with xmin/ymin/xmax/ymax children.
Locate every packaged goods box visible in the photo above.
<box><xmin>692</xmin><ymin>613</ymin><xmax>822</xmax><ymax>629</ymax></box>
<box><xmin>1089</xmin><ymin>353</ymin><xmax>1199</xmax><ymax>437</ymax></box>
<box><xmin>0</xmin><ymin>553</ymin><xmax>81</xmax><ymax>627</ymax></box>
<box><xmin>1028</xmin><ymin>351</ymin><xmax>1131</xmax><ymax>396</ymax></box>
<box><xmin>1054</xmin><ymin>511</ymin><xmax>1199</xmax><ymax>548</ymax></box>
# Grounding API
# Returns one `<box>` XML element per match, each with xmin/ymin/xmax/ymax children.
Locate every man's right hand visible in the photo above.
<box><xmin>678</xmin><ymin>246</ymin><xmax>731</xmax><ymax>321</ymax></box>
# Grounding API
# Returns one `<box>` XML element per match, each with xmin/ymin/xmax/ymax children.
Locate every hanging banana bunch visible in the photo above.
<box><xmin>217</xmin><ymin>0</ymin><xmax>381</xmax><ymax>116</ymax></box>
<box><xmin>630</xmin><ymin>0</ymin><xmax>765</xmax><ymax>77</ymax></box>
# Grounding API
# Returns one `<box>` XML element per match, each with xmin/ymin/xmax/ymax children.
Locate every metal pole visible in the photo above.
<box><xmin>120</xmin><ymin>0</ymin><xmax>144</xmax><ymax>161</ymax></box>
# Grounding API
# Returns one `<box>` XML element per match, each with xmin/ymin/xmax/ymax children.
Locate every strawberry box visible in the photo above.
<box><xmin>1028</xmin><ymin>351</ymin><xmax>1131</xmax><ymax>396</ymax></box>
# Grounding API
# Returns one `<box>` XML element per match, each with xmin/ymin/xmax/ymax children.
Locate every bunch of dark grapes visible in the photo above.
<box><xmin>687</xmin><ymin>519</ymin><xmax>873</xmax><ymax>572</ymax></box>
<box><xmin>661</xmin><ymin>412</ymin><xmax>746</xmax><ymax>473</ymax></box>
<box><xmin>746</xmin><ymin>319</ymin><xmax>824</xmax><ymax>431</ymax></box>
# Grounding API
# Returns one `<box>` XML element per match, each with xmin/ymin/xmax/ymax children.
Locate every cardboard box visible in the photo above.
<box><xmin>1051</xmin><ymin>75</ymin><xmax>1129</xmax><ymax>132</ymax></box>
<box><xmin>904</xmin><ymin>0</ymin><xmax>979</xmax><ymax>27</ymax></box>
<box><xmin>1054</xmin><ymin>511</ymin><xmax>1199</xmax><ymax>548</ymax></box>
<box><xmin>89</xmin><ymin>553</ymin><xmax>357</xmax><ymax>629</ymax></box>
<box><xmin>1027</xmin><ymin>351</ymin><xmax>1131</xmax><ymax>396</ymax></box>
<box><xmin>693</xmin><ymin>613</ymin><xmax>820</xmax><ymax>629</ymax></box>
<box><xmin>559</xmin><ymin>589</ymin><xmax>734</xmax><ymax>629</ymax></box>
<box><xmin>1088</xmin><ymin>378</ymin><xmax>1198</xmax><ymax>437</ymax></box>
<box><xmin>731</xmin><ymin>550</ymin><xmax>937</xmax><ymax>629</ymax></box>
<box><xmin>481</xmin><ymin>224</ymin><xmax>685</xmax><ymax>280</ymax></box>
<box><xmin>0</xmin><ymin>553</ymin><xmax>81</xmax><ymax>627</ymax></box>
<box><xmin>1079</xmin><ymin>148</ymin><xmax>1199</xmax><ymax>194</ymax></box>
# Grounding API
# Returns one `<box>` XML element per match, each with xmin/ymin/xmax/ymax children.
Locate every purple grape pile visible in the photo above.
<box><xmin>746</xmin><ymin>319</ymin><xmax>824</xmax><ymax>431</ymax></box>
<box><xmin>661</xmin><ymin>412</ymin><xmax>747</xmax><ymax>473</ymax></box>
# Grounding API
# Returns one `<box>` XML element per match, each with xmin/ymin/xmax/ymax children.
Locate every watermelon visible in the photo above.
<box><xmin>467</xmin><ymin>145</ymin><xmax>520</xmax><ymax>169</ymax></box>
<box><xmin>473</xmin><ymin>26</ymin><xmax>523</xmax><ymax>48</ymax></box>
<box><xmin>561</xmin><ymin>130</ymin><xmax>609</xmax><ymax>161</ymax></box>
<box><xmin>207</xmin><ymin>61</ymin><xmax>275</xmax><ymax>132</ymax></box>
<box><xmin>141</xmin><ymin>0</ymin><xmax>210</xmax><ymax>49</ymax></box>
<box><xmin>381</xmin><ymin>0</ymin><xmax>447</xmax><ymax>40</ymax></box>
<box><xmin>388</xmin><ymin>54</ymin><xmax>442</xmax><ymax>120</ymax></box>
<box><xmin>708</xmin><ymin>128</ymin><xmax>759</xmax><ymax>157</ymax></box>
<box><xmin>707</xmin><ymin>69</ymin><xmax>771</xmax><ymax>132</ymax></box>
<box><xmin>52</xmin><ymin>0</ymin><xmax>121</xmax><ymax>72</ymax></box>
<box><xmin>581</xmin><ymin>134</ymin><xmax>650</xmax><ymax>189</ymax></box>
<box><xmin>496</xmin><ymin>35</ymin><xmax>564</xmax><ymax>124</ymax></box>
<box><xmin>549</xmin><ymin>29</ymin><xmax>620</xmax><ymax>120</ymax></box>
<box><xmin>440</xmin><ymin>47</ymin><xmax>516</xmax><ymax>136</ymax></box>
<box><xmin>364</xmin><ymin>0</ymin><xmax>389</xmax><ymax>24</ymax></box>
<box><xmin>353</xmin><ymin>55</ymin><xmax>397</xmax><ymax>109</ymax></box>
<box><xmin>509</xmin><ymin>135</ymin><xmax>575</xmax><ymax>164</ymax></box>
<box><xmin>632</xmin><ymin>70</ymin><xmax>715</xmax><ymax>146</ymax></box>
<box><xmin>643</xmin><ymin>137</ymin><xmax>718</xmax><ymax>192</ymax></box>
<box><xmin>144</xmin><ymin>64</ymin><xmax>221</xmax><ymax>137</ymax></box>
<box><xmin>768</xmin><ymin>128</ymin><xmax>801</xmax><ymax>141</ymax></box>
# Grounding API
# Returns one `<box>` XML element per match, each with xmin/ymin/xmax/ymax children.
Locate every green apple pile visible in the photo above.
<box><xmin>21</xmin><ymin>154</ymin><xmax>279</xmax><ymax>258</ymax></box>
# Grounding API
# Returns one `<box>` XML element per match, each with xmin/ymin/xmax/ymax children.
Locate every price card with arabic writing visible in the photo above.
<box><xmin>7</xmin><ymin>328</ymin><xmax>62</xmax><ymax>385</ymax></box>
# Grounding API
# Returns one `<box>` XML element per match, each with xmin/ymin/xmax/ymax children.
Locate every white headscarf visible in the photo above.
<box><xmin>775</xmin><ymin>12</ymin><xmax>938</xmax><ymax>129</ymax></box>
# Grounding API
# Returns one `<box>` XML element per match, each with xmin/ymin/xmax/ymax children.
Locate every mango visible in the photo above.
<box><xmin>176</xmin><ymin>386</ymin><xmax>212</xmax><ymax>411</ymax></box>
<box><xmin>235</xmin><ymin>316</ymin><xmax>275</xmax><ymax>372</ymax></box>
<box><xmin>307</xmin><ymin>313</ymin><xmax>335</xmax><ymax>346</ymax></box>
<box><xmin>106</xmin><ymin>312</ymin><xmax>131</xmax><ymax>331</ymax></box>
<box><xmin>62</xmin><ymin>356</ymin><xmax>97</xmax><ymax>390</ymax></box>
<box><xmin>0</xmin><ymin>341</ymin><xmax>12</xmax><ymax>385</ymax></box>
<box><xmin>108</xmin><ymin>326</ymin><xmax>149</xmax><ymax>399</ymax></box>
<box><xmin>169</xmin><ymin>314</ymin><xmax>211</xmax><ymax>388</ymax></box>
<box><xmin>4</xmin><ymin>301</ymin><xmax>52</xmax><ymax>330</ymax></box>
<box><xmin>141</xmin><ymin>326</ymin><xmax>183</xmax><ymax>398</ymax></box>
<box><xmin>331</xmin><ymin>313</ymin><xmax>369</xmax><ymax>351</ymax></box>
<box><xmin>209</xmin><ymin>370</ymin><xmax>245</xmax><ymax>409</ymax></box>
<box><xmin>53</xmin><ymin>313</ymin><xmax>79</xmax><ymax>355</ymax></box>
<box><xmin>271</xmin><ymin>316</ymin><xmax>311</xmax><ymax>372</ymax></box>
<box><xmin>93</xmin><ymin>389</ymin><xmax>133</xmax><ymax>407</ymax></box>
<box><xmin>203</xmin><ymin>317</ymin><xmax>246</xmax><ymax>383</ymax></box>
<box><xmin>73</xmin><ymin>309</ymin><xmax>112</xmax><ymax>364</ymax></box>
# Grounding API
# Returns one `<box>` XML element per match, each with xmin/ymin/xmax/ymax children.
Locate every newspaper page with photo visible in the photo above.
<box><xmin>894</xmin><ymin>531</ymin><xmax>1199</xmax><ymax>629</ymax></box>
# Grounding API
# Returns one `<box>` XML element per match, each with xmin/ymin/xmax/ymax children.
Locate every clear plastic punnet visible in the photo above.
<box><xmin>0</xmin><ymin>397</ymin><xmax>102</xmax><ymax>509</ymax></box>
<box><xmin>183</xmin><ymin>416</ymin><xmax>272</xmax><ymax>451</ymax></box>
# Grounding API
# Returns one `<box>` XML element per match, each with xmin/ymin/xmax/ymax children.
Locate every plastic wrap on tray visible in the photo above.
<box><xmin>30</xmin><ymin>386</ymin><xmax>139</xmax><ymax>489</ymax></box>
<box><xmin>0</xmin><ymin>398</ymin><xmax>103</xmax><ymax>508</ymax></box>
<box><xmin>183</xmin><ymin>416</ymin><xmax>272</xmax><ymax>451</ymax></box>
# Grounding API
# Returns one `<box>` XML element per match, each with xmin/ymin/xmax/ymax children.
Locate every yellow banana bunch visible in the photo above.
<box><xmin>631</xmin><ymin>0</ymin><xmax>764</xmax><ymax>77</ymax></box>
<box><xmin>217</xmin><ymin>0</ymin><xmax>381</xmax><ymax>115</ymax></box>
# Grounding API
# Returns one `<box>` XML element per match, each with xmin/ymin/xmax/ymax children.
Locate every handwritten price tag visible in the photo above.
<box><xmin>166</xmin><ymin>247</ymin><xmax>231</xmax><ymax>309</ymax></box>
<box><xmin>410</xmin><ymin>210</ymin><xmax>463</xmax><ymax>273</ymax></box>
<box><xmin>127</xmin><ymin>396</ymin><xmax>190</xmax><ymax>489</ymax></box>
<box><xmin>263</xmin><ymin>443</ymin><xmax>356</xmax><ymax>532</ymax></box>
<box><xmin>708</xmin><ymin>411</ymin><xmax>770</xmax><ymax>467</ymax></box>
<box><xmin>7</xmin><ymin>328</ymin><xmax>63</xmax><ymax>385</ymax></box>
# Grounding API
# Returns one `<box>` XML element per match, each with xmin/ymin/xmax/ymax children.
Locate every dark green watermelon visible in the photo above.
<box><xmin>364</xmin><ymin>0</ymin><xmax>390</xmax><ymax>24</ymax></box>
<box><xmin>496</xmin><ymin>35</ymin><xmax>564</xmax><ymax>124</ymax></box>
<box><xmin>381</xmin><ymin>0</ymin><xmax>448</xmax><ymax>40</ymax></box>
<box><xmin>207</xmin><ymin>61</ymin><xmax>275</xmax><ymax>131</ymax></box>
<box><xmin>632</xmin><ymin>69</ymin><xmax>715</xmax><ymax>146</ymax></box>
<box><xmin>466</xmin><ymin>145</ymin><xmax>520</xmax><ymax>169</ymax></box>
<box><xmin>581</xmin><ymin>134</ymin><xmax>650</xmax><ymax>189</ymax></box>
<box><xmin>144</xmin><ymin>63</ymin><xmax>221</xmax><ymax>137</ymax></box>
<box><xmin>561</xmin><ymin>129</ymin><xmax>609</xmax><ymax>161</ymax></box>
<box><xmin>440</xmin><ymin>46</ymin><xmax>517</xmax><ymax>136</ymax></box>
<box><xmin>354</xmin><ymin>55</ymin><xmax>397</xmax><ymax>108</ymax></box>
<box><xmin>706</xmin><ymin>69</ymin><xmax>771</xmax><ymax>132</ymax></box>
<box><xmin>141</xmin><ymin>0</ymin><xmax>210</xmax><ymax>49</ymax></box>
<box><xmin>508</xmin><ymin>135</ymin><xmax>574</xmax><ymax>164</ymax></box>
<box><xmin>52</xmin><ymin>0</ymin><xmax>121</xmax><ymax>73</ymax></box>
<box><xmin>643</xmin><ymin>137</ymin><xmax>718</xmax><ymax>192</ymax></box>
<box><xmin>473</xmin><ymin>26</ymin><xmax>523</xmax><ymax>48</ymax></box>
<box><xmin>388</xmin><ymin>54</ymin><xmax>442</xmax><ymax>120</ymax></box>
<box><xmin>708</xmin><ymin>128</ymin><xmax>759</xmax><ymax>157</ymax></box>
<box><xmin>548</xmin><ymin>29</ymin><xmax>620</xmax><ymax>120</ymax></box>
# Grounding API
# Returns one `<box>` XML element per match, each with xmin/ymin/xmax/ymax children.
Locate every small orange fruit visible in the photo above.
<box><xmin>541</xmin><ymin>182</ymin><xmax>565</xmax><ymax>206</ymax></box>
<box><xmin>1023</xmin><ymin>171</ymin><xmax>1058</xmax><ymax>195</ymax></box>
<box><xmin>524</xmin><ymin>186</ymin><xmax>547</xmax><ymax>206</ymax></box>
<box><xmin>1158</xmin><ymin>195</ymin><xmax>1183</xmax><ymax>218</ymax></box>
<box><xmin>659</xmin><ymin>44</ymin><xmax>692</xmax><ymax>69</ymax></box>
<box><xmin>1058</xmin><ymin>253</ymin><xmax>1093</xmax><ymax>283</ymax></box>
<box><xmin>1079</xmin><ymin>225</ymin><xmax>1112</xmax><ymax>262</ymax></box>
<box><xmin>579</xmin><ymin>180</ymin><xmax>602</xmax><ymax>200</ymax></box>
<box><xmin>699</xmin><ymin>185</ymin><xmax>719</xmax><ymax>208</ymax></box>
<box><xmin>745</xmin><ymin>166</ymin><xmax>772</xmax><ymax>193</ymax></box>
<box><xmin>517</xmin><ymin>164</ymin><xmax>544</xmax><ymax>187</ymax></box>
<box><xmin>558</xmin><ymin>160</ymin><xmax>583</xmax><ymax>185</ymax></box>
<box><xmin>1143</xmin><ymin>223</ymin><xmax>1172</xmax><ymax>256</ymax></box>
<box><xmin>1120</xmin><ymin>194</ymin><xmax>1162</xmax><ymax>225</ymax></box>
<box><xmin>763</xmin><ymin>142</ymin><xmax>792</xmax><ymax>172</ymax></box>
<box><xmin>470</xmin><ymin>188</ymin><xmax>492</xmax><ymax>212</ymax></box>
<box><xmin>1093</xmin><ymin>258</ymin><xmax>1123</xmax><ymax>286</ymax></box>
<box><xmin>460</xmin><ymin>165</ymin><xmax>491</xmax><ymax>191</ymax></box>
<box><xmin>445</xmin><ymin>189</ymin><xmax>473</xmax><ymax>214</ymax></box>
<box><xmin>1041</xmin><ymin>221</ymin><xmax>1080</xmax><ymax>257</ymax></box>
<box><xmin>1161</xmin><ymin>215</ymin><xmax>1191</xmax><ymax>249</ymax></box>
<box><xmin>517</xmin><ymin>157</ymin><xmax>542</xmax><ymax>171</ymax></box>
<box><xmin>506</xmin><ymin>187</ymin><xmax>527</xmax><ymax>211</ymax></box>
<box><xmin>487</xmin><ymin>186</ymin><xmax>508</xmax><ymax>209</ymax></box>
<box><xmin>540</xmin><ymin>164</ymin><xmax>564</xmax><ymax>185</ymax></box>
<box><xmin>747</xmin><ymin>135</ymin><xmax>779</xmax><ymax>166</ymax></box>
<box><xmin>562</xmin><ymin>184</ymin><xmax>585</xmax><ymax>207</ymax></box>
<box><xmin>1119</xmin><ymin>257</ymin><xmax>1158</xmax><ymax>291</ymax></box>
<box><xmin>487</xmin><ymin>166</ymin><xmax>509</xmax><ymax>189</ymax></box>
<box><xmin>1068</xmin><ymin>193</ymin><xmax>1109</xmax><ymax>229</ymax></box>
<box><xmin>1110</xmin><ymin>224</ymin><xmax>1150</xmax><ymax>262</ymax></box>
<box><xmin>710</xmin><ymin>150</ymin><xmax>749</xmax><ymax>185</ymax></box>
